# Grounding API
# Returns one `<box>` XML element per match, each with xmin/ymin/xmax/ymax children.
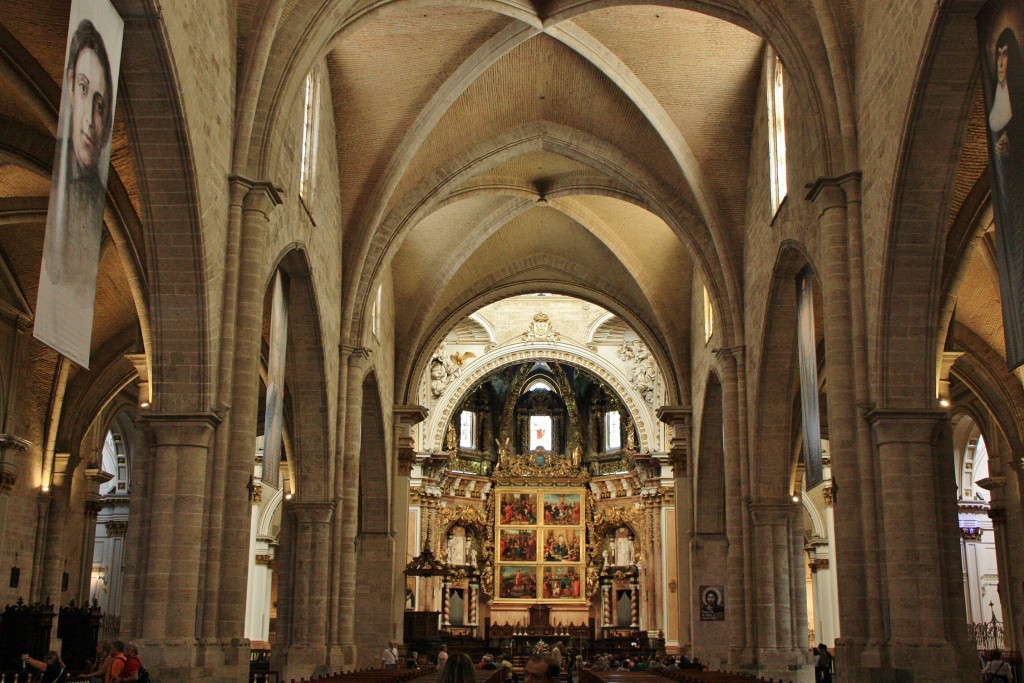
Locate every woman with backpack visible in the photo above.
<box><xmin>983</xmin><ymin>650</ymin><xmax>1015</xmax><ymax>682</ymax></box>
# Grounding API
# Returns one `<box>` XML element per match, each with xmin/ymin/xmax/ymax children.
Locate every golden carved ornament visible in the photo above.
<box><xmin>493</xmin><ymin>451</ymin><xmax>584</xmax><ymax>480</ymax></box>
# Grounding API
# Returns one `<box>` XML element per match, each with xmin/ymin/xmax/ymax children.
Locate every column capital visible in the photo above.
<box><xmin>285</xmin><ymin>499</ymin><xmax>335</xmax><ymax>524</ymax></box>
<box><xmin>230</xmin><ymin>175</ymin><xmax>283</xmax><ymax>214</ymax></box>
<box><xmin>52</xmin><ymin>452</ymin><xmax>82</xmax><ymax>486</ymax></box>
<box><xmin>749</xmin><ymin>501</ymin><xmax>801</xmax><ymax>526</ymax></box>
<box><xmin>394</xmin><ymin>405</ymin><xmax>429</xmax><ymax>428</ymax></box>
<box><xmin>341</xmin><ymin>345</ymin><xmax>372</xmax><ymax>368</ymax></box>
<box><xmin>713</xmin><ymin>345</ymin><xmax>744</xmax><ymax>368</ymax></box>
<box><xmin>0</xmin><ymin>433</ymin><xmax>31</xmax><ymax>492</ymax></box>
<box><xmin>805</xmin><ymin>171</ymin><xmax>862</xmax><ymax>211</ymax></box>
<box><xmin>657</xmin><ymin>406</ymin><xmax>692</xmax><ymax>474</ymax></box>
<box><xmin>809</xmin><ymin>558</ymin><xmax>830</xmax><ymax>573</ymax></box>
<box><xmin>85</xmin><ymin>497</ymin><xmax>104</xmax><ymax>517</ymax></box>
<box><xmin>865</xmin><ymin>408</ymin><xmax>946</xmax><ymax>445</ymax></box>
<box><xmin>105</xmin><ymin>520</ymin><xmax>128</xmax><ymax>536</ymax></box>
<box><xmin>84</xmin><ymin>466</ymin><xmax>114</xmax><ymax>485</ymax></box>
<box><xmin>137</xmin><ymin>411</ymin><xmax>221</xmax><ymax>448</ymax></box>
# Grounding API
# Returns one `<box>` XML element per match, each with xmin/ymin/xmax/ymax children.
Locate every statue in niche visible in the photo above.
<box><xmin>468</xmin><ymin>544</ymin><xmax>478</xmax><ymax>567</ymax></box>
<box><xmin>614</xmin><ymin>527</ymin><xmax>635</xmax><ymax>566</ymax></box>
<box><xmin>447</xmin><ymin>526</ymin><xmax>467</xmax><ymax>566</ymax></box>
<box><xmin>571</xmin><ymin>443</ymin><xmax>582</xmax><ymax>468</ymax></box>
<box><xmin>446</xmin><ymin>421</ymin><xmax>458</xmax><ymax>451</ymax></box>
<box><xmin>625</xmin><ymin>419</ymin><xmax>635</xmax><ymax>452</ymax></box>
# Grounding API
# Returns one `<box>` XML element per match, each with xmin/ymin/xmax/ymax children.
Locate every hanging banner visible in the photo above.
<box><xmin>34</xmin><ymin>0</ymin><xmax>124</xmax><ymax>369</ymax></box>
<box><xmin>262</xmin><ymin>270</ymin><xmax>289</xmax><ymax>488</ymax></box>
<box><xmin>978</xmin><ymin>0</ymin><xmax>1024</xmax><ymax>370</ymax></box>
<box><xmin>796</xmin><ymin>267</ymin><xmax>824</xmax><ymax>489</ymax></box>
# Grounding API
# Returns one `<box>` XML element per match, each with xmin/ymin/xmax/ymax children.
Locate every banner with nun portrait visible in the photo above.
<box><xmin>979</xmin><ymin>0</ymin><xmax>1024</xmax><ymax>370</ymax></box>
<box><xmin>34</xmin><ymin>0</ymin><xmax>123</xmax><ymax>369</ymax></box>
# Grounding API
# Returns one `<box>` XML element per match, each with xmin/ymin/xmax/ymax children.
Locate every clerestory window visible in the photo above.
<box><xmin>767</xmin><ymin>49</ymin><xmax>787</xmax><ymax>214</ymax></box>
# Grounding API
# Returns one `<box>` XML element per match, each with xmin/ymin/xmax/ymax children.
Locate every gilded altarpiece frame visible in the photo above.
<box><xmin>493</xmin><ymin>486</ymin><xmax>588</xmax><ymax>603</ymax></box>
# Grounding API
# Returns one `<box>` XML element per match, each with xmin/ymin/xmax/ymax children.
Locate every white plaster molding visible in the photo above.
<box><xmin>801</xmin><ymin>491</ymin><xmax>827</xmax><ymax>540</ymax></box>
<box><xmin>424</xmin><ymin>341</ymin><xmax>657</xmax><ymax>454</ymax></box>
<box><xmin>258</xmin><ymin>486</ymin><xmax>285</xmax><ymax>538</ymax></box>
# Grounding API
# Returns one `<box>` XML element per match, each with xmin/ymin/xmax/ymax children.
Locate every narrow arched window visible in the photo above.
<box><xmin>767</xmin><ymin>49</ymin><xmax>787</xmax><ymax>214</ymax></box>
<box><xmin>703</xmin><ymin>286</ymin><xmax>714</xmax><ymax>343</ymax></box>
<box><xmin>604</xmin><ymin>410</ymin><xmax>621</xmax><ymax>450</ymax></box>
<box><xmin>299</xmin><ymin>65</ymin><xmax>321</xmax><ymax>204</ymax></box>
<box><xmin>459</xmin><ymin>410</ymin><xmax>476</xmax><ymax>449</ymax></box>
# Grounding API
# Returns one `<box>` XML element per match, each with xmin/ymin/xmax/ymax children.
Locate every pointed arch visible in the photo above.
<box><xmin>752</xmin><ymin>242</ymin><xmax>818</xmax><ymax>498</ymax></box>
<box><xmin>695</xmin><ymin>371</ymin><xmax>725</xmax><ymax>535</ymax></box>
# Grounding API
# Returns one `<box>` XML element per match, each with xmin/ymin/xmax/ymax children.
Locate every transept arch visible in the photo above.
<box><xmin>876</xmin><ymin>0</ymin><xmax>982</xmax><ymax>409</ymax></box>
<box><xmin>695</xmin><ymin>372</ymin><xmax>724</xmax><ymax>535</ymax></box>
<box><xmin>354</xmin><ymin>370</ymin><xmax>396</xmax><ymax>664</ymax></box>
<box><xmin>751</xmin><ymin>242</ymin><xmax>818</xmax><ymax>497</ymax></box>
<box><xmin>397</xmin><ymin>260</ymin><xmax>679</xmax><ymax>400</ymax></box>
<box><xmin>116</xmin><ymin>5</ymin><xmax>214</xmax><ymax>412</ymax></box>
<box><xmin>271</xmin><ymin>247</ymin><xmax>334</xmax><ymax>501</ymax></box>
<box><xmin>426</xmin><ymin>342</ymin><xmax>658</xmax><ymax>453</ymax></box>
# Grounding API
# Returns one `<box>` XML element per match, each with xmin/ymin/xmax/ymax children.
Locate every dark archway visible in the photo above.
<box><xmin>354</xmin><ymin>372</ymin><xmax>393</xmax><ymax>664</ymax></box>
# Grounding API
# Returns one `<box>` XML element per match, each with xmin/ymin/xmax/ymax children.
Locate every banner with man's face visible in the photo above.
<box><xmin>979</xmin><ymin>0</ymin><xmax>1024</xmax><ymax>370</ymax></box>
<box><xmin>34</xmin><ymin>0</ymin><xmax>123</xmax><ymax>369</ymax></box>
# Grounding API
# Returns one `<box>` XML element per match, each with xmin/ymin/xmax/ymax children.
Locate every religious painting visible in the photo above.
<box><xmin>494</xmin><ymin>486</ymin><xmax>586</xmax><ymax>602</ymax></box>
<box><xmin>542</xmin><ymin>566</ymin><xmax>582</xmax><ymax>599</ymax></box>
<box><xmin>499</xmin><ymin>529</ymin><xmax>537</xmax><ymax>562</ymax></box>
<box><xmin>699</xmin><ymin>585</ymin><xmax>725</xmax><ymax>621</ymax></box>
<box><xmin>979</xmin><ymin>0</ymin><xmax>1024</xmax><ymax>369</ymax></box>
<box><xmin>499</xmin><ymin>492</ymin><xmax>537</xmax><ymax>525</ymax></box>
<box><xmin>542</xmin><ymin>528</ymin><xmax>581</xmax><ymax>562</ymax></box>
<box><xmin>499</xmin><ymin>566</ymin><xmax>537</xmax><ymax>599</ymax></box>
<box><xmin>543</xmin><ymin>493</ymin><xmax>580</xmax><ymax>525</ymax></box>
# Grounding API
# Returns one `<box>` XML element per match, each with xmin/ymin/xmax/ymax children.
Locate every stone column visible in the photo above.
<box><xmin>807</xmin><ymin>178</ymin><xmax>886</xmax><ymax>673</ymax></box>
<box><xmin>980</xmin><ymin>459</ymin><xmax>1024</xmax><ymax>652</ymax></box>
<box><xmin>40</xmin><ymin>452</ymin><xmax>81</xmax><ymax>605</ymax></box>
<box><xmin>749</xmin><ymin>503</ymin><xmax>811</xmax><ymax>679</ymax></box>
<box><xmin>78</xmin><ymin>465</ymin><xmax>108</xmax><ymax>603</ymax></box>
<box><xmin>393</xmin><ymin>406</ymin><xmax>428</xmax><ymax>643</ymax></box>
<box><xmin>279</xmin><ymin>500</ymin><xmax>334</xmax><ymax>680</ymax></box>
<box><xmin>200</xmin><ymin>176</ymin><xmax>256</xmax><ymax>638</ymax></box>
<box><xmin>214</xmin><ymin>180</ymin><xmax>282</xmax><ymax>649</ymax></box>
<box><xmin>243</xmin><ymin>484</ymin><xmax>264</xmax><ymax>640</ymax></box>
<box><xmin>820</xmin><ymin>454</ymin><xmax>841</xmax><ymax>645</ymax></box>
<box><xmin>133</xmin><ymin>412</ymin><xmax>220</xmax><ymax>681</ymax></box>
<box><xmin>338</xmin><ymin>347</ymin><xmax>370</xmax><ymax>665</ymax></box>
<box><xmin>641</xmin><ymin>492</ymin><xmax>662</xmax><ymax>632</ymax></box>
<box><xmin>246</xmin><ymin>544</ymin><xmax>274</xmax><ymax>642</ymax></box>
<box><xmin>714</xmin><ymin>349</ymin><xmax>752</xmax><ymax>665</ymax></box>
<box><xmin>657</xmin><ymin>407</ymin><xmax>692</xmax><ymax>651</ymax></box>
<box><xmin>867</xmin><ymin>409</ymin><xmax>976</xmax><ymax>682</ymax></box>
<box><xmin>807</xmin><ymin>543</ymin><xmax>838</xmax><ymax>646</ymax></box>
